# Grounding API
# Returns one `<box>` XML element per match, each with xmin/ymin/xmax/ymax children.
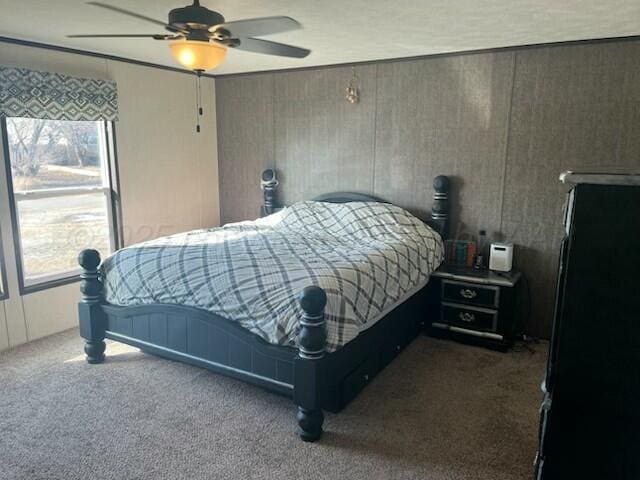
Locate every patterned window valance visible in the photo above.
<box><xmin>0</xmin><ymin>66</ymin><xmax>118</xmax><ymax>122</ymax></box>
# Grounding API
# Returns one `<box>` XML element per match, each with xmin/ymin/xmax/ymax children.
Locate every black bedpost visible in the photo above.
<box><xmin>294</xmin><ymin>285</ymin><xmax>327</xmax><ymax>442</ymax></box>
<box><xmin>78</xmin><ymin>249</ymin><xmax>106</xmax><ymax>364</ymax></box>
<box><xmin>431</xmin><ymin>175</ymin><xmax>451</xmax><ymax>239</ymax></box>
<box><xmin>260</xmin><ymin>168</ymin><xmax>280</xmax><ymax>217</ymax></box>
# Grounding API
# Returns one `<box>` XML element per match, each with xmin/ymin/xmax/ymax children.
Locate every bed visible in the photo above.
<box><xmin>78</xmin><ymin>175</ymin><xmax>451</xmax><ymax>442</ymax></box>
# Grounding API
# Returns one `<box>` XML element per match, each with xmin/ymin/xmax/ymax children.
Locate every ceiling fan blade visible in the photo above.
<box><xmin>68</xmin><ymin>34</ymin><xmax>179</xmax><ymax>39</ymax></box>
<box><xmin>86</xmin><ymin>2</ymin><xmax>186</xmax><ymax>34</ymax></box>
<box><xmin>212</xmin><ymin>16</ymin><xmax>301</xmax><ymax>37</ymax></box>
<box><xmin>233</xmin><ymin>37</ymin><xmax>310</xmax><ymax>58</ymax></box>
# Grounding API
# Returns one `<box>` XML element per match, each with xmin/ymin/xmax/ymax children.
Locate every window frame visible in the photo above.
<box><xmin>0</xmin><ymin>223</ymin><xmax>8</xmax><ymax>300</ymax></box>
<box><xmin>0</xmin><ymin>117</ymin><xmax>121</xmax><ymax>295</ymax></box>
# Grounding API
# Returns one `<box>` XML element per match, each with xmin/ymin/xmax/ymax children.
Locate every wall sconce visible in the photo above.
<box><xmin>346</xmin><ymin>67</ymin><xmax>360</xmax><ymax>104</ymax></box>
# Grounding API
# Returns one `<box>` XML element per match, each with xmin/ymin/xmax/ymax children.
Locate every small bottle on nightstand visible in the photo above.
<box><xmin>474</xmin><ymin>230</ymin><xmax>487</xmax><ymax>269</ymax></box>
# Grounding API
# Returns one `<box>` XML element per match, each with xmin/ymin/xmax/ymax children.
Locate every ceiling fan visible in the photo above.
<box><xmin>68</xmin><ymin>1</ymin><xmax>311</xmax><ymax>72</ymax></box>
<box><xmin>69</xmin><ymin>1</ymin><xmax>310</xmax><ymax>132</ymax></box>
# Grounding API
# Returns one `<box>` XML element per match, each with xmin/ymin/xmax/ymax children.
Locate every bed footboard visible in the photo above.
<box><xmin>78</xmin><ymin>249</ymin><xmax>329</xmax><ymax>442</ymax></box>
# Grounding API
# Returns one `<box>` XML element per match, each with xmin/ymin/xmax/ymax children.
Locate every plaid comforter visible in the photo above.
<box><xmin>102</xmin><ymin>201</ymin><xmax>444</xmax><ymax>352</ymax></box>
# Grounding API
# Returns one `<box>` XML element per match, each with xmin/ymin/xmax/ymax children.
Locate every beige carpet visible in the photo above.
<box><xmin>0</xmin><ymin>329</ymin><xmax>546</xmax><ymax>480</ymax></box>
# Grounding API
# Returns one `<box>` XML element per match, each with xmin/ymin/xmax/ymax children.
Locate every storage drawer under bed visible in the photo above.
<box><xmin>341</xmin><ymin>356</ymin><xmax>379</xmax><ymax>407</ymax></box>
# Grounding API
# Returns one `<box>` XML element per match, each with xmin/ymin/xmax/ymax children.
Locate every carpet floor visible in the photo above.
<box><xmin>0</xmin><ymin>329</ymin><xmax>546</xmax><ymax>480</ymax></box>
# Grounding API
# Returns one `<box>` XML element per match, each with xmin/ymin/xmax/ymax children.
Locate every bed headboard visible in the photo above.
<box><xmin>259</xmin><ymin>172</ymin><xmax>451</xmax><ymax>239</ymax></box>
<box><xmin>311</xmin><ymin>192</ymin><xmax>385</xmax><ymax>203</ymax></box>
<box><xmin>310</xmin><ymin>176</ymin><xmax>451</xmax><ymax>240</ymax></box>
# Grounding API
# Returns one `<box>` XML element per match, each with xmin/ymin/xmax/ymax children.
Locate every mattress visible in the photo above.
<box><xmin>101</xmin><ymin>201</ymin><xmax>444</xmax><ymax>352</ymax></box>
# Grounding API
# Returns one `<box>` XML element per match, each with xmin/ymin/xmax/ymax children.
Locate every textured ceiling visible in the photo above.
<box><xmin>0</xmin><ymin>0</ymin><xmax>639</xmax><ymax>75</ymax></box>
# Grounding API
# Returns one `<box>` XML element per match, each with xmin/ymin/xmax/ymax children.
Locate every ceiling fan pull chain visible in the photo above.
<box><xmin>197</xmin><ymin>71</ymin><xmax>203</xmax><ymax>116</ymax></box>
<box><xmin>194</xmin><ymin>71</ymin><xmax>202</xmax><ymax>133</ymax></box>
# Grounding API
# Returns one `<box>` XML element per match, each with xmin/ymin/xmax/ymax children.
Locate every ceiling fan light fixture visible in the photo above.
<box><xmin>169</xmin><ymin>39</ymin><xmax>226</xmax><ymax>71</ymax></box>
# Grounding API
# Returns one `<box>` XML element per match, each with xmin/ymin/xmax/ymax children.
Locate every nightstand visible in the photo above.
<box><xmin>427</xmin><ymin>265</ymin><xmax>523</xmax><ymax>351</ymax></box>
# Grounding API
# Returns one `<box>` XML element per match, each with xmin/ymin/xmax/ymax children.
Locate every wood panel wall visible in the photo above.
<box><xmin>216</xmin><ymin>39</ymin><xmax>640</xmax><ymax>339</ymax></box>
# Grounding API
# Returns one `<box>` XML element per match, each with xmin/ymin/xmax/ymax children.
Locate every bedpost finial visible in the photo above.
<box><xmin>79</xmin><ymin>249</ymin><xmax>103</xmax><ymax>304</ymax></box>
<box><xmin>431</xmin><ymin>175</ymin><xmax>450</xmax><ymax>239</ymax></box>
<box><xmin>299</xmin><ymin>285</ymin><xmax>327</xmax><ymax>316</ymax></box>
<box><xmin>78</xmin><ymin>249</ymin><xmax>101</xmax><ymax>272</ymax></box>
<box><xmin>298</xmin><ymin>285</ymin><xmax>327</xmax><ymax>361</ymax></box>
<box><xmin>433</xmin><ymin>175</ymin><xmax>450</xmax><ymax>193</ymax></box>
<box><xmin>260</xmin><ymin>168</ymin><xmax>280</xmax><ymax>216</ymax></box>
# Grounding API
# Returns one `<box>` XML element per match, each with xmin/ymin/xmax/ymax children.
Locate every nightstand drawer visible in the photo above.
<box><xmin>441</xmin><ymin>302</ymin><xmax>498</xmax><ymax>332</ymax></box>
<box><xmin>442</xmin><ymin>280</ymin><xmax>499</xmax><ymax>308</ymax></box>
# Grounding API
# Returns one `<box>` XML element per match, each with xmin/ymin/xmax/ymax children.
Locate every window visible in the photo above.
<box><xmin>1</xmin><ymin>117</ymin><xmax>119</xmax><ymax>292</ymax></box>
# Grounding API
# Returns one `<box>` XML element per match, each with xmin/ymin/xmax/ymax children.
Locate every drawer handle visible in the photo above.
<box><xmin>459</xmin><ymin>312</ymin><xmax>476</xmax><ymax>323</ymax></box>
<box><xmin>460</xmin><ymin>288</ymin><xmax>478</xmax><ymax>299</ymax></box>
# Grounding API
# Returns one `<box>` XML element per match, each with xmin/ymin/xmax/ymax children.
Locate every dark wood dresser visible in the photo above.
<box><xmin>427</xmin><ymin>265</ymin><xmax>523</xmax><ymax>351</ymax></box>
<box><xmin>535</xmin><ymin>172</ymin><xmax>640</xmax><ymax>479</ymax></box>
